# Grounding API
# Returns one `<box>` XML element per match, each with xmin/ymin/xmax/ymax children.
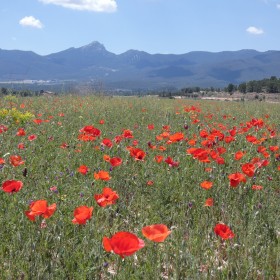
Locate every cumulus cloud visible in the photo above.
<box><xmin>246</xmin><ymin>26</ymin><xmax>264</xmax><ymax>35</ymax></box>
<box><xmin>19</xmin><ymin>16</ymin><xmax>43</xmax><ymax>28</ymax></box>
<box><xmin>38</xmin><ymin>0</ymin><xmax>117</xmax><ymax>12</ymax></box>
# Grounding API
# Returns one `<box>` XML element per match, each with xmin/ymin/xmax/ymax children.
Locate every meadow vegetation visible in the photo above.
<box><xmin>0</xmin><ymin>95</ymin><xmax>279</xmax><ymax>279</ymax></box>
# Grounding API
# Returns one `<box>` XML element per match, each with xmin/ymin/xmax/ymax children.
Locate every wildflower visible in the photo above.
<box><xmin>228</xmin><ymin>173</ymin><xmax>246</xmax><ymax>187</ymax></box>
<box><xmin>72</xmin><ymin>206</ymin><xmax>93</xmax><ymax>225</ymax></box>
<box><xmin>214</xmin><ymin>223</ymin><xmax>235</xmax><ymax>240</ymax></box>
<box><xmin>94</xmin><ymin>170</ymin><xmax>111</xmax><ymax>181</ymax></box>
<box><xmin>2</xmin><ymin>180</ymin><xmax>23</xmax><ymax>193</ymax></box>
<box><xmin>204</xmin><ymin>198</ymin><xmax>214</xmax><ymax>207</ymax></box>
<box><xmin>142</xmin><ymin>224</ymin><xmax>171</xmax><ymax>242</ymax></box>
<box><xmin>78</xmin><ymin>165</ymin><xmax>89</xmax><ymax>175</ymax></box>
<box><xmin>25</xmin><ymin>200</ymin><xmax>56</xmax><ymax>221</ymax></box>
<box><xmin>94</xmin><ymin>187</ymin><xmax>119</xmax><ymax>207</ymax></box>
<box><xmin>103</xmin><ymin>232</ymin><xmax>145</xmax><ymax>258</ymax></box>
<box><xmin>200</xmin><ymin>181</ymin><xmax>213</xmax><ymax>190</ymax></box>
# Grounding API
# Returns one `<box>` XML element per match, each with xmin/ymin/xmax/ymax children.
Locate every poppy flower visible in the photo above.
<box><xmin>214</xmin><ymin>223</ymin><xmax>235</xmax><ymax>240</ymax></box>
<box><xmin>147</xmin><ymin>124</ymin><xmax>154</xmax><ymax>130</ymax></box>
<box><xmin>154</xmin><ymin>155</ymin><xmax>164</xmax><ymax>163</ymax></box>
<box><xmin>2</xmin><ymin>180</ymin><xmax>23</xmax><ymax>193</ymax></box>
<box><xmin>78</xmin><ymin>165</ymin><xmax>89</xmax><ymax>175</ymax></box>
<box><xmin>72</xmin><ymin>206</ymin><xmax>93</xmax><ymax>225</ymax></box>
<box><xmin>103</xmin><ymin>231</ymin><xmax>145</xmax><ymax>258</ymax></box>
<box><xmin>234</xmin><ymin>151</ymin><xmax>245</xmax><ymax>161</ymax></box>
<box><xmin>200</xmin><ymin>181</ymin><xmax>213</xmax><ymax>190</ymax></box>
<box><xmin>103</xmin><ymin>154</ymin><xmax>111</xmax><ymax>162</ymax></box>
<box><xmin>252</xmin><ymin>185</ymin><xmax>263</xmax><ymax>190</ymax></box>
<box><xmin>129</xmin><ymin>147</ymin><xmax>146</xmax><ymax>161</ymax></box>
<box><xmin>28</xmin><ymin>134</ymin><xmax>37</xmax><ymax>141</ymax></box>
<box><xmin>16</xmin><ymin>128</ymin><xmax>26</xmax><ymax>136</ymax></box>
<box><xmin>169</xmin><ymin>132</ymin><xmax>184</xmax><ymax>143</ymax></box>
<box><xmin>94</xmin><ymin>187</ymin><xmax>119</xmax><ymax>207</ymax></box>
<box><xmin>110</xmin><ymin>157</ymin><xmax>122</xmax><ymax>167</ymax></box>
<box><xmin>18</xmin><ymin>143</ymin><xmax>25</xmax><ymax>149</ymax></box>
<box><xmin>148</xmin><ymin>142</ymin><xmax>156</xmax><ymax>149</ymax></box>
<box><xmin>122</xmin><ymin>129</ymin><xmax>134</xmax><ymax>139</ymax></box>
<box><xmin>25</xmin><ymin>200</ymin><xmax>56</xmax><ymax>221</ymax></box>
<box><xmin>228</xmin><ymin>173</ymin><xmax>246</xmax><ymax>187</ymax></box>
<box><xmin>204</xmin><ymin>198</ymin><xmax>214</xmax><ymax>207</ymax></box>
<box><xmin>142</xmin><ymin>224</ymin><xmax>171</xmax><ymax>242</ymax></box>
<box><xmin>0</xmin><ymin>125</ymin><xmax>8</xmax><ymax>134</ymax></box>
<box><xmin>94</xmin><ymin>170</ymin><xmax>111</xmax><ymax>181</ymax></box>
<box><xmin>9</xmin><ymin>155</ymin><xmax>25</xmax><ymax>167</ymax></box>
<box><xmin>146</xmin><ymin>180</ymin><xmax>154</xmax><ymax>186</ymax></box>
<box><xmin>79</xmin><ymin>125</ymin><xmax>101</xmax><ymax>137</ymax></box>
<box><xmin>0</xmin><ymin>158</ymin><xmax>5</xmax><ymax>165</ymax></box>
<box><xmin>241</xmin><ymin>163</ymin><xmax>255</xmax><ymax>177</ymax></box>
<box><xmin>102</xmin><ymin>138</ymin><xmax>113</xmax><ymax>148</ymax></box>
<box><xmin>164</xmin><ymin>156</ymin><xmax>179</xmax><ymax>167</ymax></box>
<box><xmin>33</xmin><ymin>119</ymin><xmax>43</xmax><ymax>125</ymax></box>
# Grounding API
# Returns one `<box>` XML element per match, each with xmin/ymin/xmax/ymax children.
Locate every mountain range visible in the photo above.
<box><xmin>1</xmin><ymin>41</ymin><xmax>280</xmax><ymax>89</ymax></box>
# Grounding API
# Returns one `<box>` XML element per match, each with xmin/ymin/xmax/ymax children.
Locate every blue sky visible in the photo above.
<box><xmin>1</xmin><ymin>0</ymin><xmax>280</xmax><ymax>55</ymax></box>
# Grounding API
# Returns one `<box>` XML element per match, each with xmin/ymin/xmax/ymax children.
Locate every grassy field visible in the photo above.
<box><xmin>0</xmin><ymin>95</ymin><xmax>279</xmax><ymax>279</ymax></box>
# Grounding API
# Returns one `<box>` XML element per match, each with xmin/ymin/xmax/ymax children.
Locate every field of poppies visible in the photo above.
<box><xmin>0</xmin><ymin>95</ymin><xmax>279</xmax><ymax>279</ymax></box>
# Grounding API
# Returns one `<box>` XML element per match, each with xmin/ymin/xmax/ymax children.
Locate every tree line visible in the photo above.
<box><xmin>226</xmin><ymin>76</ymin><xmax>280</xmax><ymax>94</ymax></box>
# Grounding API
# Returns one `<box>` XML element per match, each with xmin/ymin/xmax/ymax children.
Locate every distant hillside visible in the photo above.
<box><xmin>1</xmin><ymin>41</ymin><xmax>280</xmax><ymax>89</ymax></box>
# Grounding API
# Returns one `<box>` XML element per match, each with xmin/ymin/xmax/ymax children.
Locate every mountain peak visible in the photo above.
<box><xmin>80</xmin><ymin>41</ymin><xmax>106</xmax><ymax>51</ymax></box>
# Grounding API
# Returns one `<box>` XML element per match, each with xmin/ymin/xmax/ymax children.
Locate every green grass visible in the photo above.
<box><xmin>0</xmin><ymin>95</ymin><xmax>279</xmax><ymax>279</ymax></box>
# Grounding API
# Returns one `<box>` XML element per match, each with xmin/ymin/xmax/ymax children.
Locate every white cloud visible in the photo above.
<box><xmin>38</xmin><ymin>0</ymin><xmax>117</xmax><ymax>12</ymax></box>
<box><xmin>19</xmin><ymin>16</ymin><xmax>43</xmax><ymax>29</ymax></box>
<box><xmin>246</xmin><ymin>26</ymin><xmax>264</xmax><ymax>35</ymax></box>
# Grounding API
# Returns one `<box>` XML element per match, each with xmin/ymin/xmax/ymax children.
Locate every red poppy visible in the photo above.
<box><xmin>9</xmin><ymin>155</ymin><xmax>25</xmax><ymax>167</ymax></box>
<box><xmin>204</xmin><ymin>198</ymin><xmax>214</xmax><ymax>207</ymax></box>
<box><xmin>252</xmin><ymin>185</ymin><xmax>263</xmax><ymax>190</ymax></box>
<box><xmin>114</xmin><ymin>135</ymin><xmax>123</xmax><ymax>144</ymax></box>
<box><xmin>72</xmin><ymin>206</ymin><xmax>93</xmax><ymax>225</ymax></box>
<box><xmin>246</xmin><ymin>135</ymin><xmax>257</xmax><ymax>143</ymax></box>
<box><xmin>103</xmin><ymin>155</ymin><xmax>111</xmax><ymax>162</ymax></box>
<box><xmin>169</xmin><ymin>132</ymin><xmax>184</xmax><ymax>143</ymax></box>
<box><xmin>0</xmin><ymin>125</ymin><xmax>8</xmax><ymax>134</ymax></box>
<box><xmin>16</xmin><ymin>128</ymin><xmax>26</xmax><ymax>136</ymax></box>
<box><xmin>129</xmin><ymin>147</ymin><xmax>146</xmax><ymax>161</ymax></box>
<box><xmin>200</xmin><ymin>181</ymin><xmax>213</xmax><ymax>190</ymax></box>
<box><xmin>142</xmin><ymin>224</ymin><xmax>171</xmax><ymax>242</ymax></box>
<box><xmin>234</xmin><ymin>151</ymin><xmax>245</xmax><ymax>160</ymax></box>
<box><xmin>154</xmin><ymin>155</ymin><xmax>164</xmax><ymax>163</ymax></box>
<box><xmin>269</xmin><ymin>146</ymin><xmax>279</xmax><ymax>152</ymax></box>
<box><xmin>110</xmin><ymin>157</ymin><xmax>122</xmax><ymax>167</ymax></box>
<box><xmin>103</xmin><ymin>231</ymin><xmax>145</xmax><ymax>258</ymax></box>
<box><xmin>164</xmin><ymin>156</ymin><xmax>179</xmax><ymax>167</ymax></box>
<box><xmin>228</xmin><ymin>173</ymin><xmax>246</xmax><ymax>187</ymax></box>
<box><xmin>18</xmin><ymin>143</ymin><xmax>25</xmax><ymax>149</ymax></box>
<box><xmin>146</xmin><ymin>180</ymin><xmax>154</xmax><ymax>186</ymax></box>
<box><xmin>25</xmin><ymin>200</ymin><xmax>56</xmax><ymax>221</ymax></box>
<box><xmin>94</xmin><ymin>170</ymin><xmax>111</xmax><ymax>181</ymax></box>
<box><xmin>79</xmin><ymin>125</ymin><xmax>101</xmax><ymax>137</ymax></box>
<box><xmin>214</xmin><ymin>223</ymin><xmax>235</xmax><ymax>240</ymax></box>
<box><xmin>94</xmin><ymin>187</ymin><xmax>119</xmax><ymax>207</ymax></box>
<box><xmin>99</xmin><ymin>119</ymin><xmax>105</xmax><ymax>124</ymax></box>
<box><xmin>78</xmin><ymin>165</ymin><xmax>89</xmax><ymax>175</ymax></box>
<box><xmin>0</xmin><ymin>158</ymin><xmax>5</xmax><ymax>165</ymax></box>
<box><xmin>147</xmin><ymin>124</ymin><xmax>154</xmax><ymax>130</ymax></box>
<box><xmin>28</xmin><ymin>134</ymin><xmax>37</xmax><ymax>141</ymax></box>
<box><xmin>60</xmin><ymin>142</ymin><xmax>69</xmax><ymax>149</ymax></box>
<box><xmin>102</xmin><ymin>138</ymin><xmax>113</xmax><ymax>148</ymax></box>
<box><xmin>122</xmin><ymin>129</ymin><xmax>134</xmax><ymax>139</ymax></box>
<box><xmin>2</xmin><ymin>180</ymin><xmax>23</xmax><ymax>193</ymax></box>
<box><xmin>33</xmin><ymin>119</ymin><xmax>43</xmax><ymax>125</ymax></box>
<box><xmin>241</xmin><ymin>163</ymin><xmax>255</xmax><ymax>177</ymax></box>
